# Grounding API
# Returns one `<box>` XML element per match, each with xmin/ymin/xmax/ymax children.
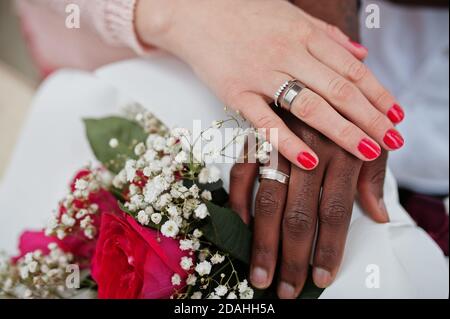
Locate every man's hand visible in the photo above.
<box><xmin>229</xmin><ymin>109</ymin><xmax>389</xmax><ymax>298</ymax></box>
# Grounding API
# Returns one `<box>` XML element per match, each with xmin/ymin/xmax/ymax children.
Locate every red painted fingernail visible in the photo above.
<box><xmin>297</xmin><ymin>152</ymin><xmax>318</xmax><ymax>170</ymax></box>
<box><xmin>358</xmin><ymin>138</ymin><xmax>381</xmax><ymax>160</ymax></box>
<box><xmin>384</xmin><ymin>129</ymin><xmax>404</xmax><ymax>150</ymax></box>
<box><xmin>350</xmin><ymin>41</ymin><xmax>368</xmax><ymax>51</ymax></box>
<box><xmin>387</xmin><ymin>103</ymin><xmax>405</xmax><ymax>124</ymax></box>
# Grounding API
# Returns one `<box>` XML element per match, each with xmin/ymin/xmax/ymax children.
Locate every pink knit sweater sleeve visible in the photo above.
<box><xmin>27</xmin><ymin>0</ymin><xmax>147</xmax><ymax>54</ymax></box>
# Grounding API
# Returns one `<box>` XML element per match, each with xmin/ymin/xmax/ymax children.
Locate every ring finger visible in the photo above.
<box><xmin>261</xmin><ymin>73</ymin><xmax>382</xmax><ymax>161</ymax></box>
<box><xmin>250</xmin><ymin>155</ymin><xmax>290</xmax><ymax>289</ymax></box>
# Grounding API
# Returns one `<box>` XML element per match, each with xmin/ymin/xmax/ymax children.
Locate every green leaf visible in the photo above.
<box><xmin>84</xmin><ymin>117</ymin><xmax>147</xmax><ymax>174</ymax></box>
<box><xmin>201</xmin><ymin>202</ymin><xmax>251</xmax><ymax>264</ymax></box>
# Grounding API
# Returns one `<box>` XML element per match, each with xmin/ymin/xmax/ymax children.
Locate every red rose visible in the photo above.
<box><xmin>91</xmin><ymin>212</ymin><xmax>190</xmax><ymax>299</ymax></box>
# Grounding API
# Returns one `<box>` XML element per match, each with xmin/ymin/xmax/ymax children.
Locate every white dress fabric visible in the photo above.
<box><xmin>361</xmin><ymin>0</ymin><xmax>450</xmax><ymax>195</ymax></box>
<box><xmin>0</xmin><ymin>57</ymin><xmax>448</xmax><ymax>298</ymax></box>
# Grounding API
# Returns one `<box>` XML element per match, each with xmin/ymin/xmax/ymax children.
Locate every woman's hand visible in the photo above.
<box><xmin>229</xmin><ymin>109</ymin><xmax>390</xmax><ymax>298</ymax></box>
<box><xmin>136</xmin><ymin>0</ymin><xmax>405</xmax><ymax>170</ymax></box>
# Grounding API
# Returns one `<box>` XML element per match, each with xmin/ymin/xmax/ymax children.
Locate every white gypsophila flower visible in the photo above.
<box><xmin>28</xmin><ymin>261</ymin><xmax>38</xmax><ymax>274</ymax></box>
<box><xmin>137</xmin><ymin>210</ymin><xmax>150</xmax><ymax>226</ymax></box>
<box><xmin>134</xmin><ymin>142</ymin><xmax>146</xmax><ymax>156</ymax></box>
<box><xmin>56</xmin><ymin>229</ymin><xmax>66</xmax><ymax>240</ymax></box>
<box><xmin>109</xmin><ymin>138</ymin><xmax>119</xmax><ymax>148</ymax></box>
<box><xmin>74</xmin><ymin>179</ymin><xmax>88</xmax><ymax>191</ymax></box>
<box><xmin>211</xmin><ymin>253</ymin><xmax>225</xmax><ymax>265</ymax></box>
<box><xmin>179</xmin><ymin>239</ymin><xmax>193</xmax><ymax>251</ymax></box>
<box><xmin>161</xmin><ymin>220</ymin><xmax>179</xmax><ymax>238</ymax></box>
<box><xmin>166</xmin><ymin>136</ymin><xmax>177</xmax><ymax>147</ymax></box>
<box><xmin>238</xmin><ymin>279</ymin><xmax>249</xmax><ymax>293</ymax></box>
<box><xmin>171</xmin><ymin>273</ymin><xmax>181</xmax><ymax>286</ymax></box>
<box><xmin>143</xmin><ymin>175</ymin><xmax>171</xmax><ymax>204</ymax></box>
<box><xmin>125</xmin><ymin>160</ymin><xmax>137</xmax><ymax>182</ymax></box>
<box><xmin>194</xmin><ymin>204</ymin><xmax>209</xmax><ymax>219</ymax></box>
<box><xmin>61</xmin><ymin>214</ymin><xmax>76</xmax><ymax>227</ymax></box>
<box><xmin>257</xmin><ymin>151</ymin><xmax>270</xmax><ymax>164</ymax></box>
<box><xmin>136</xmin><ymin>160</ymin><xmax>147</xmax><ymax>171</ymax></box>
<box><xmin>192</xmin><ymin>240</ymin><xmax>201</xmax><ymax>251</ymax></box>
<box><xmin>80</xmin><ymin>216</ymin><xmax>92</xmax><ymax>229</ymax></box>
<box><xmin>198</xmin><ymin>166</ymin><xmax>221</xmax><ymax>184</ymax></box>
<box><xmin>195</xmin><ymin>261</ymin><xmax>212</xmax><ymax>276</ymax></box>
<box><xmin>84</xmin><ymin>226</ymin><xmax>96</xmax><ymax>239</ymax></box>
<box><xmin>227</xmin><ymin>291</ymin><xmax>238</xmax><ymax>299</ymax></box>
<box><xmin>172</xmin><ymin>215</ymin><xmax>184</xmax><ymax>227</ymax></box>
<box><xmin>191</xmin><ymin>291</ymin><xmax>202</xmax><ymax>299</ymax></box>
<box><xmin>261</xmin><ymin>141</ymin><xmax>273</xmax><ymax>153</ymax></box>
<box><xmin>189</xmin><ymin>184</ymin><xmax>200</xmax><ymax>198</ymax></box>
<box><xmin>152</xmin><ymin>136</ymin><xmax>167</xmax><ymax>152</ymax></box>
<box><xmin>201</xmin><ymin>190</ymin><xmax>212</xmax><ymax>201</ymax></box>
<box><xmin>186</xmin><ymin>274</ymin><xmax>197</xmax><ymax>286</ymax></box>
<box><xmin>112</xmin><ymin>169</ymin><xmax>127</xmax><ymax>188</ymax></box>
<box><xmin>150</xmin><ymin>213</ymin><xmax>162</xmax><ymax>225</ymax></box>
<box><xmin>208</xmin><ymin>293</ymin><xmax>221</xmax><ymax>299</ymax></box>
<box><xmin>157</xmin><ymin>193</ymin><xmax>172</xmax><ymax>208</ymax></box>
<box><xmin>175</xmin><ymin>151</ymin><xmax>189</xmax><ymax>164</ymax></box>
<box><xmin>143</xmin><ymin>149</ymin><xmax>157</xmax><ymax>162</ymax></box>
<box><xmin>193</xmin><ymin>229</ymin><xmax>203</xmax><ymax>238</ymax></box>
<box><xmin>240</xmin><ymin>287</ymin><xmax>254</xmax><ymax>299</ymax></box>
<box><xmin>215</xmin><ymin>285</ymin><xmax>228</xmax><ymax>297</ymax></box>
<box><xmin>171</xmin><ymin>128</ymin><xmax>190</xmax><ymax>139</ymax></box>
<box><xmin>130</xmin><ymin>194</ymin><xmax>145</xmax><ymax>209</ymax></box>
<box><xmin>145</xmin><ymin>206</ymin><xmax>154</xmax><ymax>215</ymax></box>
<box><xmin>129</xmin><ymin>184</ymin><xmax>140</xmax><ymax>196</ymax></box>
<box><xmin>167</xmin><ymin>205</ymin><xmax>180</xmax><ymax>217</ymax></box>
<box><xmin>180</xmin><ymin>257</ymin><xmax>194</xmax><ymax>271</ymax></box>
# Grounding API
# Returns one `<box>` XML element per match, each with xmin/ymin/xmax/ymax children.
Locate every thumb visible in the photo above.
<box><xmin>357</xmin><ymin>151</ymin><xmax>390</xmax><ymax>223</ymax></box>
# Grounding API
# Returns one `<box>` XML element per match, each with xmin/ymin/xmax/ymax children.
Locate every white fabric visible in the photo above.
<box><xmin>0</xmin><ymin>57</ymin><xmax>448</xmax><ymax>298</ymax></box>
<box><xmin>361</xmin><ymin>0</ymin><xmax>449</xmax><ymax>195</ymax></box>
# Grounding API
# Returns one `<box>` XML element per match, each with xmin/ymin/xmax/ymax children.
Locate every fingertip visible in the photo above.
<box><xmin>313</xmin><ymin>267</ymin><xmax>334</xmax><ymax>289</ymax></box>
<box><xmin>250</xmin><ymin>266</ymin><xmax>270</xmax><ymax>289</ymax></box>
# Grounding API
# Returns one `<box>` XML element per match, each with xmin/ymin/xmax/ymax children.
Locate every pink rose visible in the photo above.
<box><xmin>14</xmin><ymin>169</ymin><xmax>122</xmax><ymax>265</ymax></box>
<box><xmin>91</xmin><ymin>212</ymin><xmax>190</xmax><ymax>299</ymax></box>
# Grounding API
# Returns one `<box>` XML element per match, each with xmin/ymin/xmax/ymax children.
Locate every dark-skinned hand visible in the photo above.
<box><xmin>229</xmin><ymin>109</ymin><xmax>389</xmax><ymax>299</ymax></box>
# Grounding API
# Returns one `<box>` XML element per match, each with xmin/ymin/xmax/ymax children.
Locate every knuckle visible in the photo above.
<box><xmin>325</xmin><ymin>24</ymin><xmax>341</xmax><ymax>37</ymax></box>
<box><xmin>256</xmin><ymin>189</ymin><xmax>279</xmax><ymax>218</ymax></box>
<box><xmin>294</xmin><ymin>91</ymin><xmax>322</xmax><ymax>119</ymax></box>
<box><xmin>284</xmin><ymin>209</ymin><xmax>315</xmax><ymax>239</ymax></box>
<box><xmin>255</xmin><ymin>114</ymin><xmax>281</xmax><ymax>130</ymax></box>
<box><xmin>320</xmin><ymin>199</ymin><xmax>349</xmax><ymax>226</ymax></box>
<box><xmin>328</xmin><ymin>77</ymin><xmax>355</xmax><ymax>101</ymax></box>
<box><xmin>222</xmin><ymin>80</ymin><xmax>243</xmax><ymax>105</ymax></box>
<box><xmin>347</xmin><ymin>60</ymin><xmax>368</xmax><ymax>82</ymax></box>
<box><xmin>374</xmin><ymin>90</ymin><xmax>392</xmax><ymax>107</ymax></box>
<box><xmin>369</xmin><ymin>166</ymin><xmax>387</xmax><ymax>186</ymax></box>
<box><xmin>316</xmin><ymin>246</ymin><xmax>339</xmax><ymax>265</ymax></box>
<box><xmin>337</xmin><ymin>123</ymin><xmax>358</xmax><ymax>142</ymax></box>
<box><xmin>230</xmin><ymin>164</ymin><xmax>248</xmax><ymax>183</ymax></box>
<box><xmin>368</xmin><ymin>112</ymin><xmax>390</xmax><ymax>132</ymax></box>
<box><xmin>281</xmin><ymin>260</ymin><xmax>307</xmax><ymax>275</ymax></box>
<box><xmin>298</xmin><ymin>22</ymin><xmax>315</xmax><ymax>43</ymax></box>
<box><xmin>253</xmin><ymin>244</ymin><xmax>275</xmax><ymax>260</ymax></box>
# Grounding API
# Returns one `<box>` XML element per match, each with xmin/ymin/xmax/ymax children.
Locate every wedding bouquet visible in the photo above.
<box><xmin>0</xmin><ymin>105</ymin><xmax>322</xmax><ymax>299</ymax></box>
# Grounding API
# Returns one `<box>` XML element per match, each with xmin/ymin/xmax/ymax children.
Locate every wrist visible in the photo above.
<box><xmin>135</xmin><ymin>0</ymin><xmax>179</xmax><ymax>50</ymax></box>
